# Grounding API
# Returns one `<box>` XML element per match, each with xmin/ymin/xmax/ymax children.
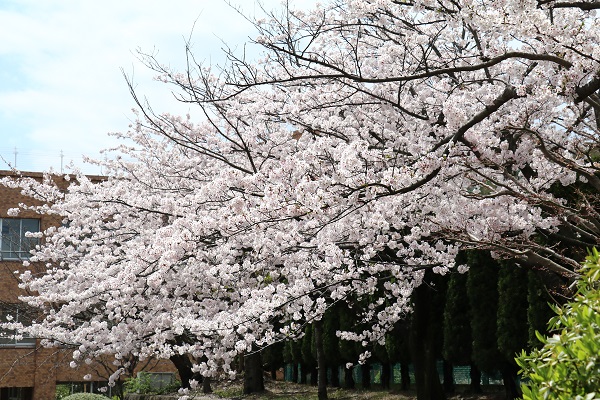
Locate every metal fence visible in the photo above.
<box><xmin>284</xmin><ymin>362</ymin><xmax>504</xmax><ymax>387</ymax></box>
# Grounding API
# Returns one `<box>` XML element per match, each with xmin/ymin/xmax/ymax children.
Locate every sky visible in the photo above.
<box><xmin>0</xmin><ymin>0</ymin><xmax>316</xmax><ymax>174</ymax></box>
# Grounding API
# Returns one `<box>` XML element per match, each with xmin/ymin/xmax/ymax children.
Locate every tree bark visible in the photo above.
<box><xmin>381</xmin><ymin>362</ymin><xmax>391</xmax><ymax>390</ymax></box>
<box><xmin>410</xmin><ymin>283</ymin><xmax>446</xmax><ymax>400</ymax></box>
<box><xmin>330</xmin><ymin>366</ymin><xmax>340</xmax><ymax>388</ymax></box>
<box><xmin>202</xmin><ymin>377</ymin><xmax>212</xmax><ymax>394</ymax></box>
<box><xmin>310</xmin><ymin>366</ymin><xmax>318</xmax><ymax>386</ymax></box>
<box><xmin>469</xmin><ymin>364</ymin><xmax>482</xmax><ymax>393</ymax></box>
<box><xmin>300</xmin><ymin>363</ymin><xmax>308</xmax><ymax>384</ymax></box>
<box><xmin>400</xmin><ymin>362</ymin><xmax>411</xmax><ymax>391</ymax></box>
<box><xmin>501</xmin><ymin>363</ymin><xmax>522</xmax><ymax>400</ymax></box>
<box><xmin>443</xmin><ymin>360</ymin><xmax>454</xmax><ymax>393</ymax></box>
<box><xmin>314</xmin><ymin>319</ymin><xmax>328</xmax><ymax>400</ymax></box>
<box><xmin>243</xmin><ymin>350</ymin><xmax>265</xmax><ymax>394</ymax></box>
<box><xmin>361</xmin><ymin>363</ymin><xmax>371</xmax><ymax>389</ymax></box>
<box><xmin>292</xmin><ymin>363</ymin><xmax>299</xmax><ymax>383</ymax></box>
<box><xmin>344</xmin><ymin>366</ymin><xmax>355</xmax><ymax>389</ymax></box>
<box><xmin>170</xmin><ymin>354</ymin><xmax>201</xmax><ymax>390</ymax></box>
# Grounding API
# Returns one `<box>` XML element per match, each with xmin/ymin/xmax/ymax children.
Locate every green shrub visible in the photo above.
<box><xmin>517</xmin><ymin>248</ymin><xmax>600</xmax><ymax>399</ymax></box>
<box><xmin>55</xmin><ymin>384</ymin><xmax>72</xmax><ymax>400</ymax></box>
<box><xmin>61</xmin><ymin>394</ymin><xmax>107</xmax><ymax>400</ymax></box>
<box><xmin>123</xmin><ymin>372</ymin><xmax>180</xmax><ymax>395</ymax></box>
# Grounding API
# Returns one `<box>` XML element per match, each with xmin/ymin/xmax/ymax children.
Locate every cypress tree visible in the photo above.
<box><xmin>338</xmin><ymin>305</ymin><xmax>360</xmax><ymax>389</ymax></box>
<box><xmin>443</xmin><ymin>257</ymin><xmax>472</xmax><ymax>393</ymax></box>
<box><xmin>527</xmin><ymin>270</ymin><xmax>555</xmax><ymax>349</ymax></box>
<box><xmin>262</xmin><ymin>340</ymin><xmax>285</xmax><ymax>380</ymax></box>
<box><xmin>409</xmin><ymin>270</ymin><xmax>447</xmax><ymax>400</ymax></box>
<box><xmin>496</xmin><ymin>260</ymin><xmax>528</xmax><ymax>399</ymax></box>
<box><xmin>443</xmin><ymin>267</ymin><xmax>471</xmax><ymax>366</ymax></box>
<box><xmin>284</xmin><ymin>338</ymin><xmax>302</xmax><ymax>383</ymax></box>
<box><xmin>323</xmin><ymin>305</ymin><xmax>341</xmax><ymax>387</ymax></box>
<box><xmin>385</xmin><ymin>322</ymin><xmax>411</xmax><ymax>390</ymax></box>
<box><xmin>302</xmin><ymin>324</ymin><xmax>318</xmax><ymax>385</ymax></box>
<box><xmin>466</xmin><ymin>250</ymin><xmax>501</xmax><ymax>374</ymax></box>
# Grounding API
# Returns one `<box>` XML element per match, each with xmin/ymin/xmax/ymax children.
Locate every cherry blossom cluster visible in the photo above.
<box><xmin>2</xmin><ymin>0</ymin><xmax>599</xmax><ymax>384</ymax></box>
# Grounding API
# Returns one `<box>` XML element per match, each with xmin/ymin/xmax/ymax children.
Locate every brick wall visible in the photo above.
<box><xmin>0</xmin><ymin>171</ymin><xmax>177</xmax><ymax>400</ymax></box>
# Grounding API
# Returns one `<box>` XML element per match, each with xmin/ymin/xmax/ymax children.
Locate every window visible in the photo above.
<box><xmin>0</xmin><ymin>387</ymin><xmax>33</xmax><ymax>400</ymax></box>
<box><xmin>0</xmin><ymin>218</ymin><xmax>40</xmax><ymax>260</ymax></box>
<box><xmin>0</xmin><ymin>306</ymin><xmax>36</xmax><ymax>348</ymax></box>
<box><xmin>137</xmin><ymin>372</ymin><xmax>176</xmax><ymax>391</ymax></box>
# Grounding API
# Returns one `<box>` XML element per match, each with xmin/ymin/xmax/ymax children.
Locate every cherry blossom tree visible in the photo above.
<box><xmin>137</xmin><ymin>0</ymin><xmax>599</xmax><ymax>393</ymax></box>
<box><xmin>2</xmin><ymin>1</ymin><xmax>600</xmax><ymax>399</ymax></box>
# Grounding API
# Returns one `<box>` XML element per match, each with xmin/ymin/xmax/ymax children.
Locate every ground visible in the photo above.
<box><xmin>203</xmin><ymin>379</ymin><xmax>506</xmax><ymax>400</ymax></box>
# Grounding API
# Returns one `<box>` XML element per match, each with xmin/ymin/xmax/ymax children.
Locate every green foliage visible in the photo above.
<box><xmin>61</xmin><ymin>394</ymin><xmax>107</xmax><ymax>400</ymax></box>
<box><xmin>123</xmin><ymin>372</ymin><xmax>180</xmax><ymax>395</ymax></box>
<box><xmin>496</xmin><ymin>260</ymin><xmax>528</xmax><ymax>362</ymax></box>
<box><xmin>385</xmin><ymin>323</ymin><xmax>410</xmax><ymax>364</ymax></box>
<box><xmin>443</xmin><ymin>261</ymin><xmax>472</xmax><ymax>365</ymax></box>
<box><xmin>301</xmin><ymin>324</ymin><xmax>316</xmax><ymax>366</ymax></box>
<box><xmin>427</xmin><ymin>272</ymin><xmax>448</xmax><ymax>357</ymax></box>
<box><xmin>466</xmin><ymin>250</ymin><xmax>501</xmax><ymax>373</ymax></box>
<box><xmin>263</xmin><ymin>340</ymin><xmax>285</xmax><ymax>372</ymax></box>
<box><xmin>338</xmin><ymin>306</ymin><xmax>360</xmax><ymax>362</ymax></box>
<box><xmin>283</xmin><ymin>340</ymin><xmax>294</xmax><ymax>364</ymax></box>
<box><xmin>55</xmin><ymin>384</ymin><xmax>72</xmax><ymax>400</ymax></box>
<box><xmin>517</xmin><ymin>249</ymin><xmax>600</xmax><ymax>399</ymax></box>
<box><xmin>322</xmin><ymin>305</ymin><xmax>341</xmax><ymax>364</ymax></box>
<box><xmin>527</xmin><ymin>270</ymin><xmax>555</xmax><ymax>349</ymax></box>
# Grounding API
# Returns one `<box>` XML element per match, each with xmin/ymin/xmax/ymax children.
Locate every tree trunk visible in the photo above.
<box><xmin>292</xmin><ymin>363</ymin><xmax>299</xmax><ymax>383</ymax></box>
<box><xmin>400</xmin><ymin>362</ymin><xmax>411</xmax><ymax>391</ymax></box>
<box><xmin>310</xmin><ymin>366</ymin><xmax>318</xmax><ymax>386</ymax></box>
<box><xmin>170</xmin><ymin>354</ymin><xmax>200</xmax><ymax>389</ymax></box>
<box><xmin>410</xmin><ymin>284</ymin><xmax>446</xmax><ymax>400</ymax></box>
<box><xmin>381</xmin><ymin>362</ymin><xmax>391</xmax><ymax>390</ymax></box>
<box><xmin>314</xmin><ymin>319</ymin><xmax>328</xmax><ymax>400</ymax></box>
<box><xmin>243</xmin><ymin>350</ymin><xmax>265</xmax><ymax>394</ymax></box>
<box><xmin>202</xmin><ymin>377</ymin><xmax>212</xmax><ymax>394</ymax></box>
<box><xmin>344</xmin><ymin>366</ymin><xmax>355</xmax><ymax>389</ymax></box>
<box><xmin>501</xmin><ymin>363</ymin><xmax>522</xmax><ymax>400</ymax></box>
<box><xmin>330</xmin><ymin>366</ymin><xmax>340</xmax><ymax>388</ymax></box>
<box><xmin>443</xmin><ymin>360</ymin><xmax>454</xmax><ymax>393</ymax></box>
<box><xmin>469</xmin><ymin>364</ymin><xmax>482</xmax><ymax>393</ymax></box>
<box><xmin>237</xmin><ymin>353</ymin><xmax>245</xmax><ymax>374</ymax></box>
<box><xmin>361</xmin><ymin>363</ymin><xmax>371</xmax><ymax>389</ymax></box>
<box><xmin>300</xmin><ymin>363</ymin><xmax>308</xmax><ymax>384</ymax></box>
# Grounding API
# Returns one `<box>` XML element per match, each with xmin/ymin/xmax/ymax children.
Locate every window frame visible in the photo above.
<box><xmin>0</xmin><ymin>218</ymin><xmax>40</xmax><ymax>261</ymax></box>
<box><xmin>0</xmin><ymin>307</ymin><xmax>36</xmax><ymax>348</ymax></box>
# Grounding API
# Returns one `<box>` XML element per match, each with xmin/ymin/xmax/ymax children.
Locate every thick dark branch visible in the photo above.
<box><xmin>453</xmin><ymin>85</ymin><xmax>518</xmax><ymax>143</ymax></box>
<box><xmin>544</xmin><ymin>1</ymin><xmax>600</xmax><ymax>10</ymax></box>
<box><xmin>574</xmin><ymin>74</ymin><xmax>600</xmax><ymax>103</ymax></box>
<box><xmin>433</xmin><ymin>85</ymin><xmax>518</xmax><ymax>151</ymax></box>
<box><xmin>521</xmin><ymin>250</ymin><xmax>579</xmax><ymax>277</ymax></box>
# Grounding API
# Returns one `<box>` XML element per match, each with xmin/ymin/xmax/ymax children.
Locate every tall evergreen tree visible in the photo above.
<box><xmin>322</xmin><ymin>305</ymin><xmax>341</xmax><ymax>387</ymax></box>
<box><xmin>338</xmin><ymin>305</ymin><xmax>360</xmax><ymax>389</ymax></box>
<box><xmin>385</xmin><ymin>323</ymin><xmax>412</xmax><ymax>390</ymax></box>
<box><xmin>410</xmin><ymin>270</ymin><xmax>447</xmax><ymax>400</ymax></box>
<box><xmin>443</xmin><ymin>259</ymin><xmax>474</xmax><ymax>393</ymax></box>
<box><xmin>496</xmin><ymin>260</ymin><xmax>528</xmax><ymax>399</ymax></box>
<box><xmin>527</xmin><ymin>270</ymin><xmax>556</xmax><ymax>349</ymax></box>
<box><xmin>466</xmin><ymin>251</ymin><xmax>501</xmax><ymax>374</ymax></box>
<box><xmin>302</xmin><ymin>324</ymin><xmax>318</xmax><ymax>385</ymax></box>
<box><xmin>443</xmin><ymin>268</ymin><xmax>471</xmax><ymax>366</ymax></box>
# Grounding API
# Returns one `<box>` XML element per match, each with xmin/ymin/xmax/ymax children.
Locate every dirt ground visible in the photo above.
<box><xmin>206</xmin><ymin>379</ymin><xmax>506</xmax><ymax>400</ymax></box>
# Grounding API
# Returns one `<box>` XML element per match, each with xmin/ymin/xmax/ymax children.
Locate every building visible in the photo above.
<box><xmin>0</xmin><ymin>171</ymin><xmax>175</xmax><ymax>400</ymax></box>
